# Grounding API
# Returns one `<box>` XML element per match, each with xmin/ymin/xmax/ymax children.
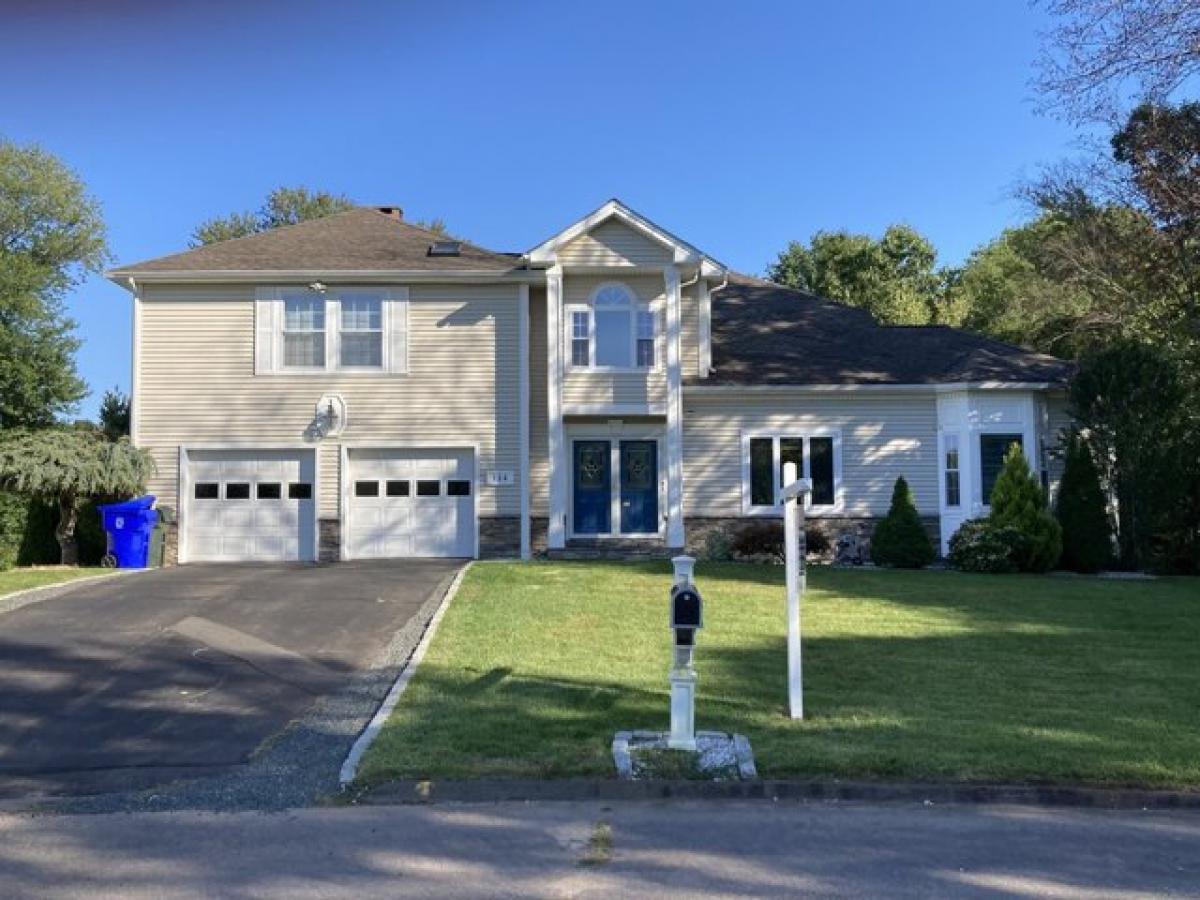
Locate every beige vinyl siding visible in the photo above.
<box><xmin>681</xmin><ymin>391</ymin><xmax>940</xmax><ymax>517</ymax></box>
<box><xmin>680</xmin><ymin>281</ymin><xmax>700</xmax><ymax>378</ymax></box>
<box><xmin>1043</xmin><ymin>391</ymin><xmax>1073</xmax><ymax>498</ymax></box>
<box><xmin>528</xmin><ymin>286</ymin><xmax>549</xmax><ymax>517</ymax></box>
<box><xmin>557</xmin><ymin>219</ymin><xmax>672</xmax><ymax>268</ymax></box>
<box><xmin>137</xmin><ymin>282</ymin><xmax>521</xmax><ymax>520</ymax></box>
<box><xmin>561</xmin><ymin>274</ymin><xmax>667</xmax><ymax>409</ymax></box>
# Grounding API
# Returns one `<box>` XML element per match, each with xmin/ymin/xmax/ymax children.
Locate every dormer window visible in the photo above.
<box><xmin>566</xmin><ymin>282</ymin><xmax>657</xmax><ymax>370</ymax></box>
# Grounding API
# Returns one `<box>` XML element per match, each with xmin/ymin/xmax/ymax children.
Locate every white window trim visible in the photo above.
<box><xmin>259</xmin><ymin>286</ymin><xmax>408</xmax><ymax>375</ymax></box>
<box><xmin>740</xmin><ymin>429</ymin><xmax>844</xmax><ymax>517</ymax></box>
<box><xmin>565</xmin><ymin>281</ymin><xmax>661</xmax><ymax>373</ymax></box>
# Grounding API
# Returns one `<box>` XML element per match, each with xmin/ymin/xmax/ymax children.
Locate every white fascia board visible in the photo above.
<box><xmin>685</xmin><ymin>381</ymin><xmax>1062</xmax><ymax>395</ymax></box>
<box><xmin>526</xmin><ymin>199</ymin><xmax>729</xmax><ymax>273</ymax></box>
<box><xmin>104</xmin><ymin>269</ymin><xmax>541</xmax><ymax>289</ymax></box>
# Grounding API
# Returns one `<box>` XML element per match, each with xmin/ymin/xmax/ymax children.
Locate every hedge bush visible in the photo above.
<box><xmin>947</xmin><ymin>519</ymin><xmax>1025</xmax><ymax>573</ymax></box>
<box><xmin>1055</xmin><ymin>433</ymin><xmax>1113</xmax><ymax>573</ymax></box>
<box><xmin>729</xmin><ymin>519</ymin><xmax>831</xmax><ymax>562</ymax></box>
<box><xmin>0</xmin><ymin>491</ymin><xmax>114</xmax><ymax>568</ymax></box>
<box><xmin>870</xmin><ymin>477</ymin><xmax>935</xmax><ymax>568</ymax></box>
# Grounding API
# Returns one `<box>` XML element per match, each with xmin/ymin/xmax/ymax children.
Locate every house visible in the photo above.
<box><xmin>106</xmin><ymin>200</ymin><xmax>1073</xmax><ymax>564</ymax></box>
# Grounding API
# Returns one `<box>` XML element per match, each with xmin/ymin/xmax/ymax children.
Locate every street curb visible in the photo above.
<box><xmin>338</xmin><ymin>562</ymin><xmax>471</xmax><ymax>787</ymax></box>
<box><xmin>0</xmin><ymin>568</ymin><xmax>144</xmax><ymax>618</ymax></box>
<box><xmin>353</xmin><ymin>776</ymin><xmax>1200</xmax><ymax>811</ymax></box>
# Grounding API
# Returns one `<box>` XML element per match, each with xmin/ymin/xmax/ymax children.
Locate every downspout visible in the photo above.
<box><xmin>700</xmin><ymin>264</ymin><xmax>728</xmax><ymax>377</ymax></box>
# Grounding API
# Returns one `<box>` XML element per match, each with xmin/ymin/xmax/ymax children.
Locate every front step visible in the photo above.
<box><xmin>545</xmin><ymin>538</ymin><xmax>675</xmax><ymax>561</ymax></box>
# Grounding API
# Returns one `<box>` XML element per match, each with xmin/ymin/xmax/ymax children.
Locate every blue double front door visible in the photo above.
<box><xmin>572</xmin><ymin>439</ymin><xmax>659</xmax><ymax>535</ymax></box>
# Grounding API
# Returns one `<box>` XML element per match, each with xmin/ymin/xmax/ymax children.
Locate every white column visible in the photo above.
<box><xmin>546</xmin><ymin>267</ymin><xmax>566</xmax><ymax>549</ymax></box>
<box><xmin>664</xmin><ymin>265</ymin><xmax>685</xmax><ymax>548</ymax></box>
<box><xmin>518</xmin><ymin>283</ymin><xmax>531</xmax><ymax>559</ymax></box>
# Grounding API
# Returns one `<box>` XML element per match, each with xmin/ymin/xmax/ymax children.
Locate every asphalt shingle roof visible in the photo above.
<box><xmin>112</xmin><ymin>208</ymin><xmax>518</xmax><ymax>274</ymax></box>
<box><xmin>693</xmin><ymin>274</ymin><xmax>1074</xmax><ymax>386</ymax></box>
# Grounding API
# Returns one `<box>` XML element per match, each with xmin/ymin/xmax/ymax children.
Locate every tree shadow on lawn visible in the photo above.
<box><xmin>365</xmin><ymin>622</ymin><xmax>1200</xmax><ymax>788</ymax></box>
<box><xmin>700</xmin><ymin>631</ymin><xmax>1200</xmax><ymax>787</ymax></box>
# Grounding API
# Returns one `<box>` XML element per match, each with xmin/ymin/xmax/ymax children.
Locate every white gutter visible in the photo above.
<box><xmin>104</xmin><ymin>268</ymin><xmax>545</xmax><ymax>290</ymax></box>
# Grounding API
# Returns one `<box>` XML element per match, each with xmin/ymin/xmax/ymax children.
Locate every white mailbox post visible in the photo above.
<box><xmin>780</xmin><ymin>462</ymin><xmax>812</xmax><ymax>720</ymax></box>
<box><xmin>668</xmin><ymin>555</ymin><xmax>702</xmax><ymax>750</ymax></box>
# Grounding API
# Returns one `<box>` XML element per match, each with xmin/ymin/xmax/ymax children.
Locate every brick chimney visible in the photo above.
<box><xmin>376</xmin><ymin>206</ymin><xmax>403</xmax><ymax>220</ymax></box>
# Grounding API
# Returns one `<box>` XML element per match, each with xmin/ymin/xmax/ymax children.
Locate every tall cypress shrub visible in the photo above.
<box><xmin>871</xmin><ymin>476</ymin><xmax>935</xmax><ymax>568</ymax></box>
<box><xmin>1055</xmin><ymin>433</ymin><xmax>1113</xmax><ymax>573</ymax></box>
<box><xmin>990</xmin><ymin>445</ymin><xmax>1062</xmax><ymax>572</ymax></box>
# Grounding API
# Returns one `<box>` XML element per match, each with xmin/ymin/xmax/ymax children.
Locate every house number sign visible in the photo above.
<box><xmin>485</xmin><ymin>471</ymin><xmax>514</xmax><ymax>486</ymax></box>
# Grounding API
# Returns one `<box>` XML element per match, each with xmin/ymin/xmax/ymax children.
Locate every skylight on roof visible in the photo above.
<box><xmin>428</xmin><ymin>241</ymin><xmax>462</xmax><ymax>257</ymax></box>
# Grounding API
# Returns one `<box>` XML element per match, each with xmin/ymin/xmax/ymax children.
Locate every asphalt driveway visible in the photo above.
<box><xmin>0</xmin><ymin>560</ymin><xmax>462</xmax><ymax>802</ymax></box>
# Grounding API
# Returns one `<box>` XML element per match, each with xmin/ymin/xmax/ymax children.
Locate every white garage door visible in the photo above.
<box><xmin>184</xmin><ymin>450</ymin><xmax>316</xmax><ymax>562</ymax></box>
<box><xmin>347</xmin><ymin>448</ymin><xmax>475</xmax><ymax>558</ymax></box>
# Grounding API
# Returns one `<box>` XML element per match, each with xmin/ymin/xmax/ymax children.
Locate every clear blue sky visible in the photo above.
<box><xmin>4</xmin><ymin>0</ymin><xmax>1079</xmax><ymax>419</ymax></box>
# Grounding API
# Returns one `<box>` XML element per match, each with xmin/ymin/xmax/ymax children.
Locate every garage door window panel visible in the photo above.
<box><xmin>288</xmin><ymin>482</ymin><xmax>312</xmax><ymax>500</ymax></box>
<box><xmin>447</xmin><ymin>480</ymin><xmax>471</xmax><ymax>497</ymax></box>
<box><xmin>225</xmin><ymin>483</ymin><xmax>251</xmax><ymax>500</ymax></box>
<box><xmin>416</xmin><ymin>480</ymin><xmax>441</xmax><ymax>497</ymax></box>
<box><xmin>256</xmin><ymin>483</ymin><xmax>282</xmax><ymax>500</ymax></box>
<box><xmin>355</xmin><ymin>480</ymin><xmax>380</xmax><ymax>497</ymax></box>
<box><xmin>194</xmin><ymin>482</ymin><xmax>219</xmax><ymax>500</ymax></box>
<box><xmin>386</xmin><ymin>480</ymin><xmax>410</xmax><ymax>497</ymax></box>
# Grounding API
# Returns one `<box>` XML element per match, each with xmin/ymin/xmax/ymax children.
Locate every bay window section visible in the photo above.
<box><xmin>745</xmin><ymin>433</ymin><xmax>840</xmax><ymax>513</ymax></box>
<box><xmin>282</xmin><ymin>295</ymin><xmax>326</xmax><ymax>369</ymax></box>
<box><xmin>340</xmin><ymin>295</ymin><xmax>383</xmax><ymax>368</ymax></box>
<box><xmin>943</xmin><ymin>433</ymin><xmax>961</xmax><ymax>508</ymax></box>
<box><xmin>980</xmin><ymin>433</ymin><xmax>1022</xmax><ymax>505</ymax></box>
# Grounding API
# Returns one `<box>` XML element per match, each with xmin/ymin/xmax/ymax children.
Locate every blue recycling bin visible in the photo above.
<box><xmin>98</xmin><ymin>496</ymin><xmax>159</xmax><ymax>568</ymax></box>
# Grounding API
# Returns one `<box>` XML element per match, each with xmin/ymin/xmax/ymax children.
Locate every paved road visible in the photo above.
<box><xmin>0</xmin><ymin>800</ymin><xmax>1196</xmax><ymax>898</ymax></box>
<box><xmin>0</xmin><ymin>560</ymin><xmax>461</xmax><ymax>800</ymax></box>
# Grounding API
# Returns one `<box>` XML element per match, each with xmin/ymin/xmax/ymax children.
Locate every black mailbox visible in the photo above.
<box><xmin>671</xmin><ymin>584</ymin><xmax>703</xmax><ymax>632</ymax></box>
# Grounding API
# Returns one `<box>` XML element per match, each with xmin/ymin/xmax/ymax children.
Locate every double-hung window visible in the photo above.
<box><xmin>570</xmin><ymin>310</ymin><xmax>591</xmax><ymax>367</ymax></box>
<box><xmin>744</xmin><ymin>433</ymin><xmax>840</xmax><ymax>514</ymax></box>
<box><xmin>282</xmin><ymin>295</ymin><xmax>326</xmax><ymax>369</ymax></box>
<box><xmin>260</xmin><ymin>287</ymin><xmax>406</xmax><ymax>374</ymax></box>
<box><xmin>567</xmin><ymin>282</ymin><xmax>656</xmax><ymax>370</ymax></box>
<box><xmin>340</xmin><ymin>294</ymin><xmax>383</xmax><ymax>368</ymax></box>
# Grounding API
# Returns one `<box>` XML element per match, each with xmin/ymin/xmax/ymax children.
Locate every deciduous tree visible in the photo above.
<box><xmin>0</xmin><ymin>427</ymin><xmax>155</xmax><ymax>565</ymax></box>
<box><xmin>0</xmin><ymin>138</ymin><xmax>107</xmax><ymax>427</ymax></box>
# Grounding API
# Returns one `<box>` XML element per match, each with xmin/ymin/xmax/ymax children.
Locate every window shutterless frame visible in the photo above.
<box><xmin>741</xmin><ymin>430</ymin><xmax>844</xmax><ymax>516</ymax></box>
<box><xmin>564</xmin><ymin>282</ymin><xmax>659</xmax><ymax>372</ymax></box>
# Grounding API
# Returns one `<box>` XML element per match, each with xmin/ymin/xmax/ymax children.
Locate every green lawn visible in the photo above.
<box><xmin>358</xmin><ymin>562</ymin><xmax>1200</xmax><ymax>789</ymax></box>
<box><xmin>0</xmin><ymin>566</ymin><xmax>110</xmax><ymax>599</ymax></box>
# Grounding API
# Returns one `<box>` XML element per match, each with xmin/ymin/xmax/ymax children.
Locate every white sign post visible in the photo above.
<box><xmin>780</xmin><ymin>462</ymin><xmax>811</xmax><ymax>720</ymax></box>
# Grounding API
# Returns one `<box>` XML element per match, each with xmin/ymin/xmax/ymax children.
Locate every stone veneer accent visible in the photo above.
<box><xmin>479</xmin><ymin>516</ymin><xmax>521</xmax><ymax>559</ymax></box>
<box><xmin>318</xmin><ymin>518</ymin><xmax>341</xmax><ymax>563</ymax></box>
<box><xmin>684</xmin><ymin>516</ymin><xmax>942</xmax><ymax>561</ymax></box>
